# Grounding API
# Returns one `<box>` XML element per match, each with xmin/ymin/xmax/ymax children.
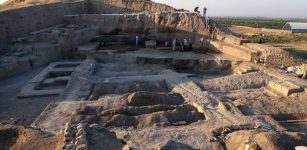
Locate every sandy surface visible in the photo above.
<box><xmin>0</xmin><ymin>67</ymin><xmax>58</xmax><ymax>125</ymax></box>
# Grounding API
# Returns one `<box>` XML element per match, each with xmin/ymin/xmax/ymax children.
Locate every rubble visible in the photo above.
<box><xmin>285</xmin><ymin>64</ymin><xmax>307</xmax><ymax>79</ymax></box>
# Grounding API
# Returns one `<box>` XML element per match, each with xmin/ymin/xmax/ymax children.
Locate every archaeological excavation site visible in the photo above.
<box><xmin>0</xmin><ymin>0</ymin><xmax>307</xmax><ymax>150</ymax></box>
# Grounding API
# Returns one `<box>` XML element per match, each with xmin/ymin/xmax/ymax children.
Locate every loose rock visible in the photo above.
<box><xmin>76</xmin><ymin>144</ymin><xmax>88</xmax><ymax>150</ymax></box>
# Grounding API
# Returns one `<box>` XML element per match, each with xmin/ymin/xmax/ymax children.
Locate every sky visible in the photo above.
<box><xmin>1</xmin><ymin>0</ymin><xmax>306</xmax><ymax>18</ymax></box>
<box><xmin>0</xmin><ymin>0</ymin><xmax>6</xmax><ymax>4</ymax></box>
<box><xmin>152</xmin><ymin>0</ymin><xmax>307</xmax><ymax>18</ymax></box>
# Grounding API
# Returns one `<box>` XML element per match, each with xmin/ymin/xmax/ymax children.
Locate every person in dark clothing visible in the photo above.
<box><xmin>29</xmin><ymin>60</ymin><xmax>33</xmax><ymax>68</ymax></box>
<box><xmin>188</xmin><ymin>38</ymin><xmax>193</xmax><ymax>51</ymax></box>
<box><xmin>183</xmin><ymin>39</ymin><xmax>188</xmax><ymax>51</ymax></box>
<box><xmin>194</xmin><ymin>7</ymin><xmax>199</xmax><ymax>13</ymax></box>
<box><xmin>172</xmin><ymin>38</ymin><xmax>177</xmax><ymax>51</ymax></box>
<box><xmin>179</xmin><ymin>41</ymin><xmax>184</xmax><ymax>52</ymax></box>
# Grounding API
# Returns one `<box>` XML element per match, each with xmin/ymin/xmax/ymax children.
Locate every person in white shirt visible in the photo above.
<box><xmin>136</xmin><ymin>36</ymin><xmax>139</xmax><ymax>46</ymax></box>
<box><xmin>203</xmin><ymin>7</ymin><xmax>207</xmax><ymax>17</ymax></box>
<box><xmin>200</xmin><ymin>37</ymin><xmax>204</xmax><ymax>47</ymax></box>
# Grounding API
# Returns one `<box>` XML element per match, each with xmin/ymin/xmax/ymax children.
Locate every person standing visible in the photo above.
<box><xmin>203</xmin><ymin>6</ymin><xmax>207</xmax><ymax>17</ymax></box>
<box><xmin>200</xmin><ymin>37</ymin><xmax>204</xmax><ymax>48</ymax></box>
<box><xmin>194</xmin><ymin>7</ymin><xmax>200</xmax><ymax>14</ymax></box>
<box><xmin>188</xmin><ymin>38</ymin><xmax>193</xmax><ymax>51</ymax></box>
<box><xmin>183</xmin><ymin>39</ymin><xmax>188</xmax><ymax>51</ymax></box>
<box><xmin>136</xmin><ymin>35</ymin><xmax>139</xmax><ymax>46</ymax></box>
<box><xmin>172</xmin><ymin>38</ymin><xmax>177</xmax><ymax>51</ymax></box>
<box><xmin>179</xmin><ymin>40</ymin><xmax>184</xmax><ymax>52</ymax></box>
<box><xmin>141</xmin><ymin>34</ymin><xmax>145</xmax><ymax>45</ymax></box>
<box><xmin>165</xmin><ymin>41</ymin><xmax>169</xmax><ymax>47</ymax></box>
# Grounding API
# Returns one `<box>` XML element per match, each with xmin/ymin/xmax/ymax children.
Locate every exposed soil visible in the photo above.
<box><xmin>0</xmin><ymin>67</ymin><xmax>58</xmax><ymax>125</ymax></box>
<box><xmin>0</xmin><ymin>125</ymin><xmax>63</xmax><ymax>150</ymax></box>
<box><xmin>0</xmin><ymin>9</ymin><xmax>307</xmax><ymax>149</ymax></box>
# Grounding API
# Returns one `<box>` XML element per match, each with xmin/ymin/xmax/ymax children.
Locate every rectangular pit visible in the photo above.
<box><xmin>88</xmin><ymin>81</ymin><xmax>169</xmax><ymax>100</ymax></box>
<box><xmin>17</xmin><ymin>61</ymin><xmax>81</xmax><ymax>98</ymax></box>
<box><xmin>273</xmin><ymin>113</ymin><xmax>307</xmax><ymax>133</ymax></box>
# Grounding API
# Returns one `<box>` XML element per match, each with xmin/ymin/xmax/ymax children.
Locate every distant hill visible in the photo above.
<box><xmin>0</xmin><ymin>0</ymin><xmax>77</xmax><ymax>11</ymax></box>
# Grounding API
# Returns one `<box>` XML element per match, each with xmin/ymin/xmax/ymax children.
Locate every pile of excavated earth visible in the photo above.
<box><xmin>0</xmin><ymin>0</ymin><xmax>307</xmax><ymax>150</ymax></box>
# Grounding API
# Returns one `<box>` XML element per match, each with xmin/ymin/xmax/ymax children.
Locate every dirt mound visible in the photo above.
<box><xmin>89</xmin><ymin>81</ymin><xmax>169</xmax><ymax>100</ymax></box>
<box><xmin>0</xmin><ymin>0</ymin><xmax>62</xmax><ymax>11</ymax></box>
<box><xmin>159</xmin><ymin>140</ymin><xmax>196</xmax><ymax>150</ymax></box>
<box><xmin>260</xmin><ymin>45</ymin><xmax>305</xmax><ymax>68</ymax></box>
<box><xmin>0</xmin><ymin>125</ymin><xmax>63</xmax><ymax>150</ymax></box>
<box><xmin>73</xmin><ymin>92</ymin><xmax>205</xmax><ymax>129</ymax></box>
<box><xmin>127</xmin><ymin>92</ymin><xmax>183</xmax><ymax>106</ymax></box>
<box><xmin>100</xmin><ymin>106</ymin><xmax>204</xmax><ymax>128</ymax></box>
<box><xmin>225</xmin><ymin>130</ymin><xmax>307</xmax><ymax>150</ymax></box>
<box><xmin>102</xmin><ymin>114</ymin><xmax>138</xmax><ymax>128</ymax></box>
<box><xmin>0</xmin><ymin>125</ymin><xmax>18</xmax><ymax>150</ymax></box>
<box><xmin>137</xmin><ymin>108</ymin><xmax>204</xmax><ymax>127</ymax></box>
<box><xmin>87</xmin><ymin>127</ymin><xmax>126</xmax><ymax>150</ymax></box>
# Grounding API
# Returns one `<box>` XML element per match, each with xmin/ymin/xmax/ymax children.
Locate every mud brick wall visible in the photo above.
<box><xmin>88</xmin><ymin>0</ymin><xmax>175</xmax><ymax>14</ymax></box>
<box><xmin>0</xmin><ymin>59</ymin><xmax>31</xmax><ymax>79</ymax></box>
<box><xmin>0</xmin><ymin>1</ymin><xmax>88</xmax><ymax>42</ymax></box>
<box><xmin>64</xmin><ymin>12</ymin><xmax>208</xmax><ymax>37</ymax></box>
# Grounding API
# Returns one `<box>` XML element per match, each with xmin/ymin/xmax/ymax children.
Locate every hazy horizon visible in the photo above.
<box><xmin>1</xmin><ymin>0</ymin><xmax>307</xmax><ymax>18</ymax></box>
<box><xmin>0</xmin><ymin>0</ymin><xmax>6</xmax><ymax>4</ymax></box>
<box><xmin>152</xmin><ymin>0</ymin><xmax>307</xmax><ymax>18</ymax></box>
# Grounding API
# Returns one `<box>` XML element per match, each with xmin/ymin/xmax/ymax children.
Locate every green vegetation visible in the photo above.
<box><xmin>212</xmin><ymin>17</ymin><xmax>307</xmax><ymax>29</ymax></box>
<box><xmin>241</xmin><ymin>33</ymin><xmax>307</xmax><ymax>60</ymax></box>
<box><xmin>242</xmin><ymin>34</ymin><xmax>307</xmax><ymax>44</ymax></box>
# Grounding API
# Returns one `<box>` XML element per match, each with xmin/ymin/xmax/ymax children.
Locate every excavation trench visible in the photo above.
<box><xmin>75</xmin><ymin>91</ymin><xmax>206</xmax><ymax>128</ymax></box>
<box><xmin>272</xmin><ymin>113</ymin><xmax>307</xmax><ymax>133</ymax></box>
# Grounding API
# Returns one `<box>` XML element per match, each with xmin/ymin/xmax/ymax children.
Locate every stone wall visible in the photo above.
<box><xmin>88</xmin><ymin>0</ymin><xmax>176</xmax><ymax>14</ymax></box>
<box><xmin>244</xmin><ymin>43</ymin><xmax>305</xmax><ymax>67</ymax></box>
<box><xmin>0</xmin><ymin>1</ymin><xmax>88</xmax><ymax>42</ymax></box>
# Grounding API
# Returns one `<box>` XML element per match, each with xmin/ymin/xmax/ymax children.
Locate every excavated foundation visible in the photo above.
<box><xmin>0</xmin><ymin>0</ymin><xmax>307</xmax><ymax>149</ymax></box>
<box><xmin>1</xmin><ymin>47</ymin><xmax>307</xmax><ymax>149</ymax></box>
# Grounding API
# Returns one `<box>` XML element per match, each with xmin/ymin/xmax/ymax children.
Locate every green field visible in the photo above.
<box><xmin>212</xmin><ymin>17</ymin><xmax>307</xmax><ymax>29</ymax></box>
<box><xmin>242</xmin><ymin>34</ymin><xmax>307</xmax><ymax>44</ymax></box>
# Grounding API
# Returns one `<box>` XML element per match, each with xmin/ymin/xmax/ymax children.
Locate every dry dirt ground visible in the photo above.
<box><xmin>0</xmin><ymin>0</ymin><xmax>71</xmax><ymax>11</ymax></box>
<box><xmin>0</xmin><ymin>124</ymin><xmax>64</xmax><ymax>150</ymax></box>
<box><xmin>1</xmin><ymin>0</ymin><xmax>306</xmax><ymax>149</ymax></box>
<box><xmin>0</xmin><ymin>47</ymin><xmax>307</xmax><ymax>150</ymax></box>
<box><xmin>0</xmin><ymin>67</ymin><xmax>59</xmax><ymax>125</ymax></box>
